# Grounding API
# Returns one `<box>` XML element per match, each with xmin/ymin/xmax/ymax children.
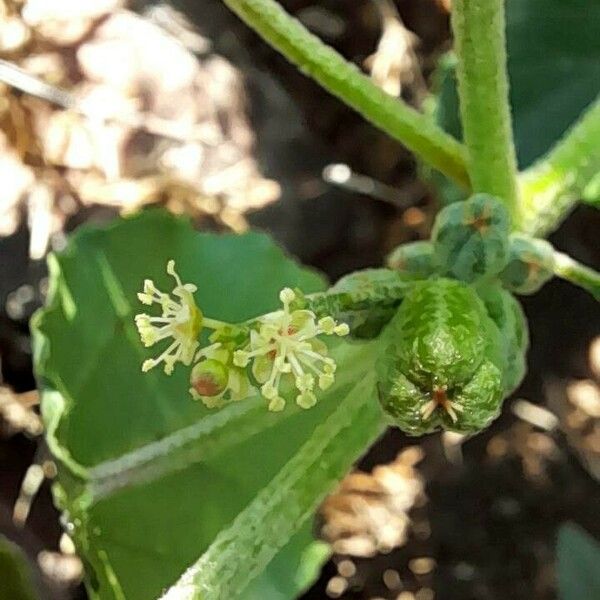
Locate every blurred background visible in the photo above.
<box><xmin>0</xmin><ymin>1</ymin><xmax>599</xmax><ymax>599</ymax></box>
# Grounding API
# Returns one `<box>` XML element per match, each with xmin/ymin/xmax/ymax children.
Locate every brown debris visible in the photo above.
<box><xmin>22</xmin><ymin>0</ymin><xmax>124</xmax><ymax>46</ymax></box>
<box><xmin>366</xmin><ymin>0</ymin><xmax>427</xmax><ymax>102</ymax></box>
<box><xmin>0</xmin><ymin>0</ymin><xmax>280</xmax><ymax>258</ymax></box>
<box><xmin>321</xmin><ymin>447</ymin><xmax>425</xmax><ymax>557</ymax></box>
<box><xmin>485</xmin><ymin>420</ymin><xmax>560</xmax><ymax>482</ymax></box>
<box><xmin>546</xmin><ymin>344</ymin><xmax>600</xmax><ymax>481</ymax></box>
<box><xmin>0</xmin><ymin>386</ymin><xmax>41</xmax><ymax>437</ymax></box>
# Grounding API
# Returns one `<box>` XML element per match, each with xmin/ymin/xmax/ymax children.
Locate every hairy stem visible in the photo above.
<box><xmin>553</xmin><ymin>252</ymin><xmax>600</xmax><ymax>302</ymax></box>
<box><xmin>518</xmin><ymin>96</ymin><xmax>600</xmax><ymax>236</ymax></box>
<box><xmin>299</xmin><ymin>269</ymin><xmax>413</xmax><ymax>314</ymax></box>
<box><xmin>451</xmin><ymin>0</ymin><xmax>519</xmax><ymax>214</ymax></box>
<box><xmin>159</xmin><ymin>374</ymin><xmax>384</xmax><ymax>600</ymax></box>
<box><xmin>221</xmin><ymin>0</ymin><xmax>469</xmax><ymax>187</ymax></box>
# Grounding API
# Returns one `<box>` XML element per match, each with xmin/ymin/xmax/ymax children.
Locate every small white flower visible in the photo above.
<box><xmin>134</xmin><ymin>260</ymin><xmax>202</xmax><ymax>375</ymax></box>
<box><xmin>233</xmin><ymin>287</ymin><xmax>349</xmax><ymax>411</ymax></box>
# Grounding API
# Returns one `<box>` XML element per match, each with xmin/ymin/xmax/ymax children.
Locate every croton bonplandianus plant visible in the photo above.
<box><xmin>32</xmin><ymin>0</ymin><xmax>600</xmax><ymax>598</ymax></box>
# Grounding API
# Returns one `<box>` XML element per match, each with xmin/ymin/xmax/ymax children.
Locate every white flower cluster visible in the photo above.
<box><xmin>134</xmin><ymin>264</ymin><xmax>349</xmax><ymax>412</ymax></box>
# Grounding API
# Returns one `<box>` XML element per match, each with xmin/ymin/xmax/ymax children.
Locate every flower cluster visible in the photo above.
<box><xmin>134</xmin><ymin>263</ymin><xmax>349</xmax><ymax>412</ymax></box>
<box><xmin>233</xmin><ymin>288</ymin><xmax>349</xmax><ymax>411</ymax></box>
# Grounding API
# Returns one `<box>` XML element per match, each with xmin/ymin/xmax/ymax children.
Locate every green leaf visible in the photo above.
<box><xmin>557</xmin><ymin>523</ymin><xmax>600</xmax><ymax>600</ymax></box>
<box><xmin>0</xmin><ymin>536</ymin><xmax>39</xmax><ymax>600</ymax></box>
<box><xmin>161</xmin><ymin>373</ymin><xmax>384</xmax><ymax>599</ymax></box>
<box><xmin>434</xmin><ymin>0</ymin><xmax>600</xmax><ymax>169</ymax></box>
<box><xmin>32</xmin><ymin>209</ymin><xmax>380</xmax><ymax>599</ymax></box>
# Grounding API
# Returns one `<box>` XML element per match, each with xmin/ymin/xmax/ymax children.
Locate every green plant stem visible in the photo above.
<box><xmin>159</xmin><ymin>374</ymin><xmax>385</xmax><ymax>600</ymax></box>
<box><xmin>451</xmin><ymin>0</ymin><xmax>519</xmax><ymax>215</ymax></box>
<box><xmin>518</xmin><ymin>96</ymin><xmax>600</xmax><ymax>237</ymax></box>
<box><xmin>295</xmin><ymin>269</ymin><xmax>413</xmax><ymax>314</ymax></box>
<box><xmin>221</xmin><ymin>0</ymin><xmax>469</xmax><ymax>188</ymax></box>
<box><xmin>553</xmin><ymin>251</ymin><xmax>600</xmax><ymax>302</ymax></box>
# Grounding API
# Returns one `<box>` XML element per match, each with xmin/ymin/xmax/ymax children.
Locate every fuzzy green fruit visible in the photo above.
<box><xmin>377</xmin><ymin>278</ymin><xmax>505</xmax><ymax>436</ymax></box>
<box><xmin>476</xmin><ymin>284</ymin><xmax>529</xmax><ymax>395</ymax></box>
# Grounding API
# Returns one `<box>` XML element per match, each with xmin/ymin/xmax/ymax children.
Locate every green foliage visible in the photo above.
<box><xmin>432</xmin><ymin>194</ymin><xmax>510</xmax><ymax>283</ymax></box>
<box><xmin>553</xmin><ymin>250</ymin><xmax>600</xmax><ymax>303</ymax></box>
<box><xmin>33</xmin><ymin>210</ymin><xmax>383</xmax><ymax>600</ymax></box>
<box><xmin>519</xmin><ymin>96</ymin><xmax>600</xmax><ymax>234</ymax></box>
<box><xmin>299</xmin><ymin>268</ymin><xmax>416</xmax><ymax>338</ymax></box>
<box><xmin>164</xmin><ymin>371</ymin><xmax>384</xmax><ymax>599</ymax></box>
<box><xmin>450</xmin><ymin>0</ymin><xmax>519</xmax><ymax>207</ymax></box>
<box><xmin>0</xmin><ymin>537</ymin><xmax>39</xmax><ymax>600</ymax></box>
<box><xmin>377</xmin><ymin>278</ymin><xmax>506</xmax><ymax>435</ymax></box>
<box><xmin>557</xmin><ymin>523</ymin><xmax>600</xmax><ymax>600</ymax></box>
<box><xmin>221</xmin><ymin>0</ymin><xmax>469</xmax><ymax>188</ymax></box>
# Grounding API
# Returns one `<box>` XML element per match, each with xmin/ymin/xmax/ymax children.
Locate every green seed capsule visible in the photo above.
<box><xmin>476</xmin><ymin>285</ymin><xmax>529</xmax><ymax>395</ymax></box>
<box><xmin>432</xmin><ymin>194</ymin><xmax>510</xmax><ymax>283</ymax></box>
<box><xmin>499</xmin><ymin>234</ymin><xmax>555</xmax><ymax>295</ymax></box>
<box><xmin>386</xmin><ymin>241</ymin><xmax>436</xmax><ymax>278</ymax></box>
<box><xmin>377</xmin><ymin>278</ymin><xmax>505</xmax><ymax>436</ymax></box>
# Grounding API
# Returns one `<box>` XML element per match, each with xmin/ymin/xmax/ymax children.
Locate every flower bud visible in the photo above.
<box><xmin>386</xmin><ymin>241</ymin><xmax>436</xmax><ymax>278</ymax></box>
<box><xmin>499</xmin><ymin>234</ymin><xmax>555</xmax><ymax>295</ymax></box>
<box><xmin>190</xmin><ymin>359</ymin><xmax>229</xmax><ymax>398</ymax></box>
<box><xmin>432</xmin><ymin>194</ymin><xmax>510</xmax><ymax>283</ymax></box>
